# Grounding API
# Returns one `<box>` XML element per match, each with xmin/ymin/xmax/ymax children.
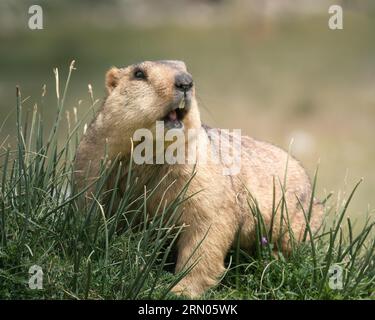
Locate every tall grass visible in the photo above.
<box><xmin>0</xmin><ymin>62</ymin><xmax>374</xmax><ymax>300</ymax></box>
<box><xmin>0</xmin><ymin>62</ymin><xmax>194</xmax><ymax>299</ymax></box>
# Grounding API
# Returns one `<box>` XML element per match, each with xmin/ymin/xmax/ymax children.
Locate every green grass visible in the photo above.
<box><xmin>0</xmin><ymin>63</ymin><xmax>374</xmax><ymax>300</ymax></box>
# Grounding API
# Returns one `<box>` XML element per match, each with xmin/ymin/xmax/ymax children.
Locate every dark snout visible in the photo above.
<box><xmin>175</xmin><ymin>72</ymin><xmax>193</xmax><ymax>93</ymax></box>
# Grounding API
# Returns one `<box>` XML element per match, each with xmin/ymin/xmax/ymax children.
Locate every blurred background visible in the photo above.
<box><xmin>0</xmin><ymin>0</ymin><xmax>374</xmax><ymax>225</ymax></box>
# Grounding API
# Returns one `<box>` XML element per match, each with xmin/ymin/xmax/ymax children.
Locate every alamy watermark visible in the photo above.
<box><xmin>28</xmin><ymin>265</ymin><xmax>43</xmax><ymax>290</ymax></box>
<box><xmin>132</xmin><ymin>122</ymin><xmax>242</xmax><ymax>176</ymax></box>
<box><xmin>28</xmin><ymin>5</ymin><xmax>43</xmax><ymax>30</ymax></box>
<box><xmin>328</xmin><ymin>5</ymin><xmax>343</xmax><ymax>30</ymax></box>
<box><xmin>27</xmin><ymin>4</ymin><xmax>343</xmax><ymax>31</ymax></box>
<box><xmin>328</xmin><ymin>264</ymin><xmax>343</xmax><ymax>290</ymax></box>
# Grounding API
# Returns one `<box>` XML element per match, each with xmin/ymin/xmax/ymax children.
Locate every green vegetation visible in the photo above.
<box><xmin>2</xmin><ymin>14</ymin><xmax>375</xmax><ymax>220</ymax></box>
<box><xmin>0</xmin><ymin>66</ymin><xmax>373</xmax><ymax>299</ymax></box>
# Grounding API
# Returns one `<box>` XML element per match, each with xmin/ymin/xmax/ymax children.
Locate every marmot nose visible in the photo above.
<box><xmin>175</xmin><ymin>73</ymin><xmax>193</xmax><ymax>92</ymax></box>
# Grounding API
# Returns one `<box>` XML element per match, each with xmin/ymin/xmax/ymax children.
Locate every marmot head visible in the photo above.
<box><xmin>103</xmin><ymin>60</ymin><xmax>201</xmax><ymax>138</ymax></box>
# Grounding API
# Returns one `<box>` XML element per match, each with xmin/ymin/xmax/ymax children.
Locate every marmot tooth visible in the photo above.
<box><xmin>178</xmin><ymin>98</ymin><xmax>185</xmax><ymax>109</ymax></box>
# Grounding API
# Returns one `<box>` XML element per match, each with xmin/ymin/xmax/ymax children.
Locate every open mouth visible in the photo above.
<box><xmin>162</xmin><ymin>99</ymin><xmax>189</xmax><ymax>129</ymax></box>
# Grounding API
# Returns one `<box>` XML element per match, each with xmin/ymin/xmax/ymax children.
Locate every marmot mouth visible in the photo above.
<box><xmin>162</xmin><ymin>103</ymin><xmax>188</xmax><ymax>129</ymax></box>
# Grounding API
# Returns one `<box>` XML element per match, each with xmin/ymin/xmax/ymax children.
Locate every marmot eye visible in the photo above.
<box><xmin>134</xmin><ymin>69</ymin><xmax>146</xmax><ymax>80</ymax></box>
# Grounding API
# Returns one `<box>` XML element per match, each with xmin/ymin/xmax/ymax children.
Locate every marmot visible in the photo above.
<box><xmin>74</xmin><ymin>60</ymin><xmax>323</xmax><ymax>298</ymax></box>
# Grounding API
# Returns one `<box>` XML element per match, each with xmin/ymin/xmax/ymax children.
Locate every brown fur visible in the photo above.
<box><xmin>74</xmin><ymin>60</ymin><xmax>323</xmax><ymax>298</ymax></box>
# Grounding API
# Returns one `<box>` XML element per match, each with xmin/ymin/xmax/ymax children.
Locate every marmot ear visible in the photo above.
<box><xmin>105</xmin><ymin>67</ymin><xmax>120</xmax><ymax>93</ymax></box>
